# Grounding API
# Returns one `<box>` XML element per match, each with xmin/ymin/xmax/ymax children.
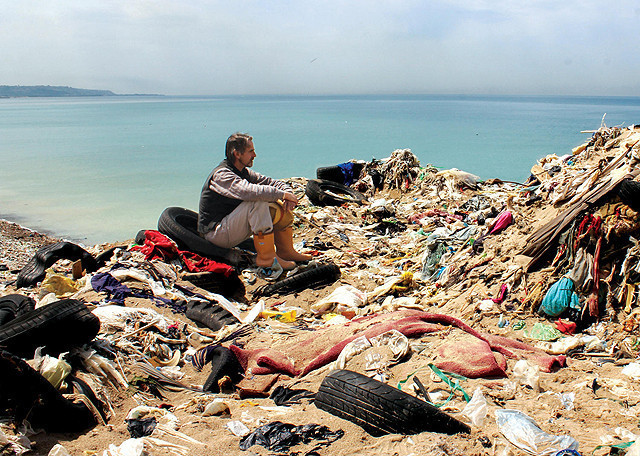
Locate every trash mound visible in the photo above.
<box><xmin>1</xmin><ymin>124</ymin><xmax>640</xmax><ymax>455</ymax></box>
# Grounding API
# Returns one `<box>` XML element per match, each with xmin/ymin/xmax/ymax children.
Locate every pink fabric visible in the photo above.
<box><xmin>229</xmin><ymin>310</ymin><xmax>566</xmax><ymax>380</ymax></box>
<box><xmin>437</xmin><ymin>334</ymin><xmax>508</xmax><ymax>378</ymax></box>
<box><xmin>482</xmin><ymin>334</ymin><xmax>566</xmax><ymax>372</ymax></box>
<box><xmin>489</xmin><ymin>210</ymin><xmax>514</xmax><ymax>234</ymax></box>
<box><xmin>492</xmin><ymin>283</ymin><xmax>509</xmax><ymax>304</ymax></box>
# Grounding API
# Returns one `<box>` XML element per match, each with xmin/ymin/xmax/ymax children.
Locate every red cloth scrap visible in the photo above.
<box><xmin>131</xmin><ymin>230</ymin><xmax>234</xmax><ymax>277</ymax></box>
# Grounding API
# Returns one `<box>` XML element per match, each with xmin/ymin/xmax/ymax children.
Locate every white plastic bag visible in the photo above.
<box><xmin>311</xmin><ymin>285</ymin><xmax>366</xmax><ymax>315</ymax></box>
<box><xmin>622</xmin><ymin>362</ymin><xmax>640</xmax><ymax>380</ymax></box>
<box><xmin>512</xmin><ymin>359</ymin><xmax>540</xmax><ymax>392</ymax></box>
<box><xmin>463</xmin><ymin>388</ymin><xmax>488</xmax><ymax>427</ymax></box>
<box><xmin>102</xmin><ymin>438</ymin><xmax>145</xmax><ymax>456</ymax></box>
<box><xmin>48</xmin><ymin>444</ymin><xmax>72</xmax><ymax>456</ymax></box>
<box><xmin>495</xmin><ymin>409</ymin><xmax>579</xmax><ymax>456</ymax></box>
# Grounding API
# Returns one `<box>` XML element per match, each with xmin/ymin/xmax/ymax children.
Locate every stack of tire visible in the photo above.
<box><xmin>2</xmin><ymin>242</ymin><xmax>103</xmax><ymax>432</ymax></box>
<box><xmin>306</xmin><ymin>163</ymin><xmax>366</xmax><ymax>207</ymax></box>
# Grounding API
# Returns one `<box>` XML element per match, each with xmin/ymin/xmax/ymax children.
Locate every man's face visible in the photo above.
<box><xmin>234</xmin><ymin>140</ymin><xmax>256</xmax><ymax>169</ymax></box>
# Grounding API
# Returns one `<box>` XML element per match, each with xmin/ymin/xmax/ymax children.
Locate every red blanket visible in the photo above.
<box><xmin>230</xmin><ymin>310</ymin><xmax>566</xmax><ymax>380</ymax></box>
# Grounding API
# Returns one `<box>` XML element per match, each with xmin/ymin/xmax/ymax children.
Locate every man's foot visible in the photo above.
<box><xmin>275</xmin><ymin>255</ymin><xmax>296</xmax><ymax>270</ymax></box>
<box><xmin>277</xmin><ymin>251</ymin><xmax>313</xmax><ymax>262</ymax></box>
<box><xmin>255</xmin><ymin>255</ymin><xmax>296</xmax><ymax>270</ymax></box>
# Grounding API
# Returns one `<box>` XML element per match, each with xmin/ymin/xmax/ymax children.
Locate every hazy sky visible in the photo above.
<box><xmin>3</xmin><ymin>0</ymin><xmax>640</xmax><ymax>96</ymax></box>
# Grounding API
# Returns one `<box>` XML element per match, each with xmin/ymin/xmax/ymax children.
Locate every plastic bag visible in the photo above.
<box><xmin>239</xmin><ymin>421</ymin><xmax>344</xmax><ymax>453</ymax></box>
<box><xmin>495</xmin><ymin>409</ymin><xmax>579</xmax><ymax>456</ymax></box>
<box><xmin>462</xmin><ymin>388</ymin><xmax>488</xmax><ymax>427</ymax></box>
<box><xmin>126</xmin><ymin>417</ymin><xmax>157</xmax><ymax>438</ymax></box>
<box><xmin>48</xmin><ymin>444</ymin><xmax>72</xmax><ymax>456</ymax></box>
<box><xmin>102</xmin><ymin>438</ymin><xmax>145</xmax><ymax>456</ymax></box>
<box><xmin>311</xmin><ymin>285</ymin><xmax>366</xmax><ymax>315</ymax></box>
<box><xmin>30</xmin><ymin>347</ymin><xmax>72</xmax><ymax>390</ymax></box>
<box><xmin>512</xmin><ymin>359</ymin><xmax>540</xmax><ymax>392</ymax></box>
<box><xmin>40</xmin><ymin>269</ymin><xmax>81</xmax><ymax>298</ymax></box>
<box><xmin>525</xmin><ymin>322</ymin><xmax>563</xmax><ymax>341</ymax></box>
<box><xmin>489</xmin><ymin>210</ymin><xmax>514</xmax><ymax>235</ymax></box>
<box><xmin>622</xmin><ymin>362</ymin><xmax>640</xmax><ymax>380</ymax></box>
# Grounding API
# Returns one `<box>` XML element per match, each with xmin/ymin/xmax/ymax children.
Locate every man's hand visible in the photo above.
<box><xmin>282</xmin><ymin>192</ymin><xmax>298</xmax><ymax>211</ymax></box>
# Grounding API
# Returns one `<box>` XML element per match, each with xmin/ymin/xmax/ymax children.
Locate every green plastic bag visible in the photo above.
<box><xmin>525</xmin><ymin>322</ymin><xmax>563</xmax><ymax>341</ymax></box>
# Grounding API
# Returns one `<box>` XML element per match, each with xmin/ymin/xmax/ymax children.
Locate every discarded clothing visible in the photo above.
<box><xmin>91</xmin><ymin>273</ymin><xmax>134</xmax><ymax>305</ymax></box>
<box><xmin>538</xmin><ymin>277</ymin><xmax>581</xmax><ymax>317</ymax></box>
<box><xmin>489</xmin><ymin>210</ymin><xmax>513</xmax><ymax>235</ymax></box>
<box><xmin>132</xmin><ymin>230</ymin><xmax>234</xmax><ymax>276</ymax></box>
<box><xmin>338</xmin><ymin>162</ymin><xmax>359</xmax><ymax>186</ymax></box>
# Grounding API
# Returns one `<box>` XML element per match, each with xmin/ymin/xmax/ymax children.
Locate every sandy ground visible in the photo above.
<box><xmin>2</xmin><ymin>129</ymin><xmax>640</xmax><ymax>456</ymax></box>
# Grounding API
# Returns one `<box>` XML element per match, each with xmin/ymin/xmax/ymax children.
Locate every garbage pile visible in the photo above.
<box><xmin>1</xmin><ymin>124</ymin><xmax>640</xmax><ymax>456</ymax></box>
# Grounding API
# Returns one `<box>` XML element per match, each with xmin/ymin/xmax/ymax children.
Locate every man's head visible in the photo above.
<box><xmin>225</xmin><ymin>132</ymin><xmax>255</xmax><ymax>170</ymax></box>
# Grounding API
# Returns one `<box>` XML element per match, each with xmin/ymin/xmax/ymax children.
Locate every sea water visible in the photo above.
<box><xmin>1</xmin><ymin>94</ymin><xmax>639</xmax><ymax>245</ymax></box>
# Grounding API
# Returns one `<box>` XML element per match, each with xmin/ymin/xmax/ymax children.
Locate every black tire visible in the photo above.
<box><xmin>15</xmin><ymin>241</ymin><xmax>98</xmax><ymax>288</ymax></box>
<box><xmin>316</xmin><ymin>165</ymin><xmax>346</xmax><ymax>184</ymax></box>
<box><xmin>253</xmin><ymin>263</ymin><xmax>340</xmax><ymax>297</ymax></box>
<box><xmin>317</xmin><ymin>163</ymin><xmax>366</xmax><ymax>185</ymax></box>
<box><xmin>315</xmin><ymin>369</ymin><xmax>470</xmax><ymax>437</ymax></box>
<box><xmin>0</xmin><ymin>294</ymin><xmax>35</xmax><ymax>326</ymax></box>
<box><xmin>616</xmin><ymin>178</ymin><xmax>640</xmax><ymax>211</ymax></box>
<box><xmin>305</xmin><ymin>179</ymin><xmax>366</xmax><ymax>207</ymax></box>
<box><xmin>0</xmin><ymin>350</ymin><xmax>97</xmax><ymax>432</ymax></box>
<box><xmin>185</xmin><ymin>299</ymin><xmax>239</xmax><ymax>332</ymax></box>
<box><xmin>134</xmin><ymin>229</ymin><xmax>148</xmax><ymax>245</ymax></box>
<box><xmin>158</xmin><ymin>207</ymin><xmax>242</xmax><ymax>265</ymax></box>
<box><xmin>182</xmin><ymin>271</ymin><xmax>246</xmax><ymax>302</ymax></box>
<box><xmin>0</xmin><ymin>299</ymin><xmax>100</xmax><ymax>358</ymax></box>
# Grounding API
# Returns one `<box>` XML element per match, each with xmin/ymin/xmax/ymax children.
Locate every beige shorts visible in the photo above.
<box><xmin>203</xmin><ymin>201</ymin><xmax>292</xmax><ymax>248</ymax></box>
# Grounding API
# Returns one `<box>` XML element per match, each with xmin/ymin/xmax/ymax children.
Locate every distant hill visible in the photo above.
<box><xmin>0</xmin><ymin>85</ymin><xmax>119</xmax><ymax>97</ymax></box>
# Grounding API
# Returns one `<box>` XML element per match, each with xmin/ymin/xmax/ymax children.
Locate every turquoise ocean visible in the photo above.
<box><xmin>1</xmin><ymin>94</ymin><xmax>639</xmax><ymax>245</ymax></box>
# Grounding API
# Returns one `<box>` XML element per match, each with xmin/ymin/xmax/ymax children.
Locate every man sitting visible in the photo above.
<box><xmin>198</xmin><ymin>132</ymin><xmax>311</xmax><ymax>269</ymax></box>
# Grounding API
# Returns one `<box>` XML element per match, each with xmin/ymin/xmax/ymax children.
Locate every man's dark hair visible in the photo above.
<box><xmin>225</xmin><ymin>132</ymin><xmax>253</xmax><ymax>161</ymax></box>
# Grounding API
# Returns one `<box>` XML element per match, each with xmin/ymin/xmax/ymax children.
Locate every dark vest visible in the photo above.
<box><xmin>198</xmin><ymin>160</ymin><xmax>249</xmax><ymax>233</ymax></box>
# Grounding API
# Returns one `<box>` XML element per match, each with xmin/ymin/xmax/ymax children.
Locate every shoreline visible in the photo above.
<box><xmin>0</xmin><ymin>219</ymin><xmax>61</xmax><ymax>272</ymax></box>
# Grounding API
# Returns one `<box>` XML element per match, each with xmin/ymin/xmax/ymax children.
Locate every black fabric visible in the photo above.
<box><xmin>126</xmin><ymin>417</ymin><xmax>157</xmax><ymax>438</ymax></box>
<box><xmin>269</xmin><ymin>385</ymin><xmax>316</xmax><ymax>406</ymax></box>
<box><xmin>0</xmin><ymin>349</ymin><xmax>97</xmax><ymax>432</ymax></box>
<box><xmin>197</xmin><ymin>159</ymin><xmax>249</xmax><ymax>233</ymax></box>
<box><xmin>202</xmin><ymin>345</ymin><xmax>243</xmax><ymax>392</ymax></box>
